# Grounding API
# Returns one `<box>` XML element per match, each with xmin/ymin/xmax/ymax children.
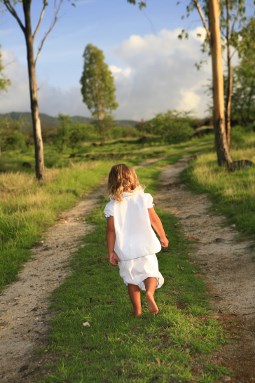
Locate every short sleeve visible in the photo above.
<box><xmin>104</xmin><ymin>201</ymin><xmax>114</xmax><ymax>218</ymax></box>
<box><xmin>144</xmin><ymin>193</ymin><xmax>154</xmax><ymax>209</ymax></box>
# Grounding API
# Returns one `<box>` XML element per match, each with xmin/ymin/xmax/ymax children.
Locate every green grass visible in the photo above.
<box><xmin>0</xmin><ymin>134</ymin><xmax>213</xmax><ymax>172</ymax></box>
<box><xmin>0</xmin><ymin>136</ymin><xmax>212</xmax><ymax>292</ymax></box>
<box><xmin>0</xmin><ymin>161</ymin><xmax>113</xmax><ymax>291</ymax></box>
<box><xmin>182</xmin><ymin>135</ymin><xmax>255</xmax><ymax>237</ymax></box>
<box><xmin>32</xmin><ymin>159</ymin><xmax>231</xmax><ymax>383</ymax></box>
<box><xmin>37</xmin><ymin>203</ymin><xmax>229</xmax><ymax>383</ymax></box>
<box><xmin>2</xmin><ymin>132</ymin><xmax>253</xmax><ymax>381</ymax></box>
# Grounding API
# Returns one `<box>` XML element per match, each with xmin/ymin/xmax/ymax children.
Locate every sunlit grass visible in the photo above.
<box><xmin>183</xmin><ymin>139</ymin><xmax>255</xmax><ymax>236</ymax></box>
<box><xmin>38</xmin><ymin>191</ymin><xmax>228</xmax><ymax>382</ymax></box>
<box><xmin>0</xmin><ymin>161</ymin><xmax>112</xmax><ymax>290</ymax></box>
<box><xmin>0</xmin><ymin>135</ymin><xmax>213</xmax><ymax>292</ymax></box>
<box><xmin>0</xmin><ymin>134</ymin><xmax>233</xmax><ymax>381</ymax></box>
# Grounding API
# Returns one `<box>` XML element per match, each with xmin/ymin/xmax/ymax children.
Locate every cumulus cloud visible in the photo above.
<box><xmin>0</xmin><ymin>27</ymin><xmax>212</xmax><ymax>120</ymax></box>
<box><xmin>0</xmin><ymin>51</ymin><xmax>30</xmax><ymax>112</ymax></box>
<box><xmin>112</xmin><ymin>27</ymin><xmax>212</xmax><ymax>119</ymax></box>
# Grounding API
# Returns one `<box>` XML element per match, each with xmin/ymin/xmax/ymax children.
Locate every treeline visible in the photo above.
<box><xmin>1</xmin><ymin>108</ymin><xmax>254</xmax><ymax>154</ymax></box>
<box><xmin>0</xmin><ymin>111</ymin><xmax>207</xmax><ymax>152</ymax></box>
<box><xmin>0</xmin><ymin>113</ymin><xmax>136</xmax><ymax>152</ymax></box>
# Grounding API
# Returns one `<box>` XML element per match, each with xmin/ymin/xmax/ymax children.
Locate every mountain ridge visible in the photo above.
<box><xmin>0</xmin><ymin>112</ymin><xmax>138</xmax><ymax>128</ymax></box>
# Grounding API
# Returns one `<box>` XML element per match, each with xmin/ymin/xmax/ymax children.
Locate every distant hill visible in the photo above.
<box><xmin>0</xmin><ymin>112</ymin><xmax>59</xmax><ymax>132</ymax></box>
<box><xmin>0</xmin><ymin>112</ymin><xmax>138</xmax><ymax>129</ymax></box>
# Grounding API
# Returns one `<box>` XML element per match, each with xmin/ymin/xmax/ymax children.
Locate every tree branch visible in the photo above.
<box><xmin>2</xmin><ymin>0</ymin><xmax>25</xmax><ymax>33</ymax></box>
<box><xmin>193</xmin><ymin>0</ymin><xmax>211</xmax><ymax>39</ymax></box>
<box><xmin>230</xmin><ymin>7</ymin><xmax>242</xmax><ymax>37</ymax></box>
<box><xmin>33</xmin><ymin>0</ymin><xmax>48</xmax><ymax>40</ymax></box>
<box><xmin>35</xmin><ymin>0</ymin><xmax>63</xmax><ymax>65</ymax></box>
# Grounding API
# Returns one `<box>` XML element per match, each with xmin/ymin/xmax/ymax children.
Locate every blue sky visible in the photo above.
<box><xmin>0</xmin><ymin>0</ymin><xmax>220</xmax><ymax>119</ymax></box>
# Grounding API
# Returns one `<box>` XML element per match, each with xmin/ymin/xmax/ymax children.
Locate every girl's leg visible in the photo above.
<box><xmin>144</xmin><ymin>277</ymin><xmax>159</xmax><ymax>314</ymax></box>
<box><xmin>128</xmin><ymin>284</ymin><xmax>142</xmax><ymax>317</ymax></box>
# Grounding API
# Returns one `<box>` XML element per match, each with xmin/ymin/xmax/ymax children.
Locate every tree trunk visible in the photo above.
<box><xmin>208</xmin><ymin>0</ymin><xmax>232</xmax><ymax>166</ymax></box>
<box><xmin>225</xmin><ymin>0</ymin><xmax>232</xmax><ymax>150</ymax></box>
<box><xmin>225</xmin><ymin>44</ymin><xmax>232</xmax><ymax>149</ymax></box>
<box><xmin>23</xmin><ymin>1</ymin><xmax>44</xmax><ymax>180</ymax></box>
<box><xmin>98</xmin><ymin>106</ymin><xmax>105</xmax><ymax>143</ymax></box>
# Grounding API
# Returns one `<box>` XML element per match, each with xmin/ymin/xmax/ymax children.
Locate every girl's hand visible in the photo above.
<box><xmin>160</xmin><ymin>237</ymin><xmax>169</xmax><ymax>248</ymax></box>
<box><xmin>109</xmin><ymin>252</ymin><xmax>119</xmax><ymax>266</ymax></box>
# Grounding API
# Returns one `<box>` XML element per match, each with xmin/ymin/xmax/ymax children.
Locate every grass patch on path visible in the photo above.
<box><xmin>38</xmin><ymin>162</ymin><xmax>230</xmax><ymax>383</ymax></box>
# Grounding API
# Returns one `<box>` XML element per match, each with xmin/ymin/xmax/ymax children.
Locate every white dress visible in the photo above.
<box><xmin>104</xmin><ymin>189</ymin><xmax>164</xmax><ymax>291</ymax></box>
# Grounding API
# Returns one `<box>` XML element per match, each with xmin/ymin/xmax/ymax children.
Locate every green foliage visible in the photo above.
<box><xmin>231</xmin><ymin>18</ymin><xmax>255</xmax><ymax>125</ymax></box>
<box><xmin>0</xmin><ymin>48</ymin><xmax>10</xmax><ymax>91</ymax></box>
<box><xmin>230</xmin><ymin>126</ymin><xmax>248</xmax><ymax>148</ymax></box>
<box><xmin>109</xmin><ymin>125</ymin><xmax>139</xmax><ymax>139</ymax></box>
<box><xmin>0</xmin><ymin>116</ymin><xmax>27</xmax><ymax>151</ymax></box>
<box><xmin>80</xmin><ymin>44</ymin><xmax>118</xmax><ymax>141</ymax></box>
<box><xmin>127</xmin><ymin>0</ymin><xmax>146</xmax><ymax>9</ymax></box>
<box><xmin>54</xmin><ymin>114</ymin><xmax>99</xmax><ymax>151</ymax></box>
<box><xmin>178</xmin><ymin>1</ymin><xmax>253</xmax><ymax>141</ymax></box>
<box><xmin>143</xmin><ymin>110</ymin><xmax>193</xmax><ymax>144</ymax></box>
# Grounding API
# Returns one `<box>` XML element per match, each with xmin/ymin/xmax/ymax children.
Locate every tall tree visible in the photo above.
<box><xmin>182</xmin><ymin>1</ymin><xmax>254</xmax><ymax>149</ymax></box>
<box><xmin>207</xmin><ymin>0</ymin><xmax>232</xmax><ymax>165</ymax></box>
<box><xmin>1</xmin><ymin>1</ymin><xmax>66</xmax><ymax>180</ymax></box>
<box><xmin>80</xmin><ymin>44</ymin><xmax>118</xmax><ymax>142</ymax></box>
<box><xmin>128</xmin><ymin>0</ymin><xmax>232</xmax><ymax>166</ymax></box>
<box><xmin>0</xmin><ymin>47</ymin><xmax>10</xmax><ymax>91</ymax></box>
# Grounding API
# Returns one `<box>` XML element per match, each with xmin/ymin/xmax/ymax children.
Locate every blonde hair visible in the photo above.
<box><xmin>107</xmin><ymin>164</ymin><xmax>141</xmax><ymax>201</ymax></box>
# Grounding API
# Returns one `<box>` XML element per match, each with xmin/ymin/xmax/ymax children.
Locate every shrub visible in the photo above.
<box><xmin>146</xmin><ymin>110</ymin><xmax>193</xmax><ymax>143</ymax></box>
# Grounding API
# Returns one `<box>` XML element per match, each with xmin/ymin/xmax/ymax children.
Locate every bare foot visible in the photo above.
<box><xmin>133</xmin><ymin>311</ymin><xmax>142</xmax><ymax>317</ymax></box>
<box><xmin>146</xmin><ymin>292</ymin><xmax>159</xmax><ymax>314</ymax></box>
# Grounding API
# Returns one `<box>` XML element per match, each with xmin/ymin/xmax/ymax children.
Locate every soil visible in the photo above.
<box><xmin>157</xmin><ymin>157</ymin><xmax>255</xmax><ymax>383</ymax></box>
<box><xmin>0</xmin><ymin>157</ymin><xmax>255</xmax><ymax>382</ymax></box>
<box><xmin>0</xmin><ymin>183</ymin><xmax>107</xmax><ymax>383</ymax></box>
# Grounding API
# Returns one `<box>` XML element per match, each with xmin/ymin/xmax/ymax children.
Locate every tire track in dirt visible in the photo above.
<box><xmin>0</xmin><ymin>184</ymin><xmax>106</xmax><ymax>383</ymax></box>
<box><xmin>1</xmin><ymin>157</ymin><xmax>255</xmax><ymax>382</ymax></box>
<box><xmin>0</xmin><ymin>157</ymin><xmax>164</xmax><ymax>383</ymax></box>
<box><xmin>156</xmin><ymin>156</ymin><xmax>255</xmax><ymax>382</ymax></box>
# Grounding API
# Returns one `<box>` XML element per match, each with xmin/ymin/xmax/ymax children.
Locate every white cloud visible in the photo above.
<box><xmin>0</xmin><ymin>27</ymin><xmax>212</xmax><ymax>120</ymax></box>
<box><xmin>177</xmin><ymin>89</ymin><xmax>201</xmax><ymax>112</ymax></box>
<box><xmin>0</xmin><ymin>51</ymin><xmax>30</xmax><ymax>112</ymax></box>
<box><xmin>112</xmin><ymin>28</ymin><xmax>211</xmax><ymax>119</ymax></box>
<box><xmin>110</xmin><ymin>65</ymin><xmax>132</xmax><ymax>78</ymax></box>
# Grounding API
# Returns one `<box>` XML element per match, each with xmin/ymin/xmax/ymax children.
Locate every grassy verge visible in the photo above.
<box><xmin>35</xmin><ymin>162</ymin><xmax>230</xmax><ymax>383</ymax></box>
<box><xmin>0</xmin><ymin>161</ymin><xmax>112</xmax><ymax>291</ymax></box>
<box><xmin>182</xmin><ymin>135</ymin><xmax>255</xmax><ymax>237</ymax></box>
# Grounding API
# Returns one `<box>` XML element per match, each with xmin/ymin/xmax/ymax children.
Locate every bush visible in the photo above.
<box><xmin>0</xmin><ymin>117</ymin><xmax>28</xmax><ymax>151</ymax></box>
<box><xmin>53</xmin><ymin>114</ymin><xmax>99</xmax><ymax>150</ymax></box>
<box><xmin>165</xmin><ymin>120</ymin><xmax>193</xmax><ymax>143</ymax></box>
<box><xmin>145</xmin><ymin>110</ymin><xmax>193</xmax><ymax>144</ymax></box>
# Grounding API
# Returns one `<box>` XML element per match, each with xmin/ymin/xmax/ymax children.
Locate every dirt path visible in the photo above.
<box><xmin>1</xmin><ymin>158</ymin><xmax>255</xmax><ymax>382</ymax></box>
<box><xmin>157</xmin><ymin>156</ymin><xmax>255</xmax><ymax>382</ymax></box>
<box><xmin>0</xmin><ymin>184</ymin><xmax>106</xmax><ymax>383</ymax></box>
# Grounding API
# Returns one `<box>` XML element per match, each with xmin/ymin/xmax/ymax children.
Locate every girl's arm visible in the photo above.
<box><xmin>106</xmin><ymin>216</ymin><xmax>119</xmax><ymax>265</ymax></box>
<box><xmin>148</xmin><ymin>208</ymin><xmax>169</xmax><ymax>247</ymax></box>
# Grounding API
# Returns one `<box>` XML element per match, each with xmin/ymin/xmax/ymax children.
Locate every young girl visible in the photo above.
<box><xmin>104</xmin><ymin>164</ymin><xmax>169</xmax><ymax>317</ymax></box>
